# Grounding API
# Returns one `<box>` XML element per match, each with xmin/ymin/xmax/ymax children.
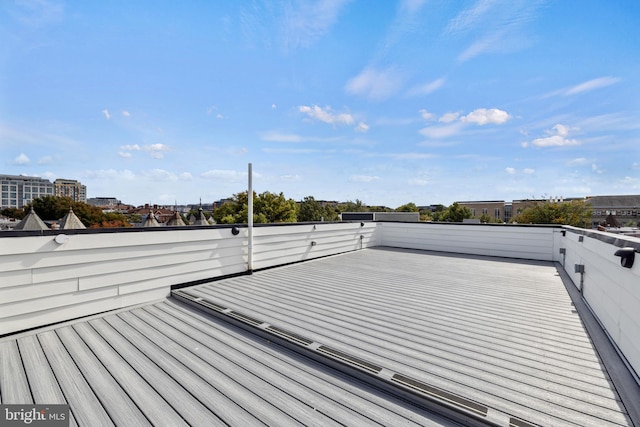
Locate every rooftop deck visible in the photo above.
<box><xmin>1</xmin><ymin>246</ymin><xmax>637</xmax><ymax>426</ymax></box>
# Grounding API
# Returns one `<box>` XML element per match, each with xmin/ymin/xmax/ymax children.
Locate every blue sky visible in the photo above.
<box><xmin>1</xmin><ymin>0</ymin><xmax>639</xmax><ymax>207</ymax></box>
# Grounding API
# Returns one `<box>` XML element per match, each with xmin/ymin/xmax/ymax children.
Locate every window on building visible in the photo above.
<box><xmin>495</xmin><ymin>208</ymin><xmax>501</xmax><ymax>219</ymax></box>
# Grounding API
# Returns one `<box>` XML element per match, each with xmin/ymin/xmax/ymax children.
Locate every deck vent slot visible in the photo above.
<box><xmin>391</xmin><ymin>373</ymin><xmax>488</xmax><ymax>417</ymax></box>
<box><xmin>266</xmin><ymin>326</ymin><xmax>314</xmax><ymax>346</ymax></box>
<box><xmin>227</xmin><ymin>310</ymin><xmax>264</xmax><ymax>326</ymax></box>
<box><xmin>317</xmin><ymin>345</ymin><xmax>382</xmax><ymax>374</ymax></box>
<box><xmin>509</xmin><ymin>417</ymin><xmax>537</xmax><ymax>427</ymax></box>
<box><xmin>199</xmin><ymin>300</ymin><xmax>227</xmax><ymax>313</ymax></box>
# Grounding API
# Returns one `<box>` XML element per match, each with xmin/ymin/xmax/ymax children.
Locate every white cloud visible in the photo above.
<box><xmin>592</xmin><ymin>163</ymin><xmax>604</xmax><ymax>174</ymax></box>
<box><xmin>280</xmin><ymin>0</ymin><xmax>350</xmax><ymax>51</ymax></box>
<box><xmin>271</xmin><ymin>104</ymin><xmax>277</xmax><ymax>109</ymax></box>
<box><xmin>530</xmin><ymin>124</ymin><xmax>580</xmax><ymax>147</ymax></box>
<box><xmin>122</xmin><ymin>110</ymin><xmax>130</xmax><ymax>117</ymax></box>
<box><xmin>419</xmin><ymin>123</ymin><xmax>464</xmax><ymax>139</ymax></box>
<box><xmin>280</xmin><ymin>174</ymin><xmax>301</xmax><ymax>182</ymax></box>
<box><xmin>355</xmin><ymin>122</ymin><xmax>370</xmax><ymax>133</ymax></box>
<box><xmin>119</xmin><ymin>143</ymin><xmax>170</xmax><ymax>158</ymax></box>
<box><xmin>407</xmin><ymin>77</ymin><xmax>446</xmax><ymax>97</ymax></box>
<box><xmin>11</xmin><ymin>0</ymin><xmax>64</xmax><ymax>27</ymax></box>
<box><xmin>101</xmin><ymin>109</ymin><xmax>111</xmax><ymax>119</ymax></box>
<box><xmin>180</xmin><ymin>172</ymin><xmax>193</xmax><ymax>180</ymax></box>
<box><xmin>419</xmin><ymin>109</ymin><xmax>436</xmax><ymax>121</ymax></box>
<box><xmin>298</xmin><ymin>105</ymin><xmax>355</xmax><ymax>126</ymax></box>
<box><xmin>83</xmin><ymin>169</ymin><xmax>136</xmax><ymax>180</ymax></box>
<box><xmin>201</xmin><ymin>169</ymin><xmax>247</xmax><ymax>182</ymax></box>
<box><xmin>439</xmin><ymin>112</ymin><xmax>460</xmax><ymax>123</ymax></box>
<box><xmin>632</xmin><ymin>162</ymin><xmax>640</xmax><ymax>170</ymax></box>
<box><xmin>118</xmin><ymin>151</ymin><xmax>132</xmax><ymax>158</ymax></box>
<box><xmin>461</xmin><ymin>108</ymin><xmax>511</xmax><ymax>125</ymax></box>
<box><xmin>564</xmin><ymin>76</ymin><xmax>621</xmax><ymax>96</ymax></box>
<box><xmin>408</xmin><ymin>178</ymin><xmax>428</xmax><ymax>186</ymax></box>
<box><xmin>523</xmin><ymin>168</ymin><xmax>535</xmax><ymax>174</ymax></box>
<box><xmin>11</xmin><ymin>153</ymin><xmax>30</xmax><ymax>165</ymax></box>
<box><xmin>505</xmin><ymin>167</ymin><xmax>516</xmax><ymax>175</ymax></box>
<box><xmin>567</xmin><ymin>158</ymin><xmax>589</xmax><ymax>166</ymax></box>
<box><xmin>120</xmin><ymin>144</ymin><xmax>141</xmax><ymax>151</ymax></box>
<box><xmin>345</xmin><ymin>67</ymin><xmax>404</xmax><ymax>101</ymax></box>
<box><xmin>349</xmin><ymin>175</ymin><xmax>380</xmax><ymax>183</ymax></box>
<box><xmin>143</xmin><ymin>169</ymin><xmax>178</xmax><ymax>181</ymax></box>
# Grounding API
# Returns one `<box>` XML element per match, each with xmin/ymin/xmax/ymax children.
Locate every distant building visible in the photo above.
<box><xmin>1</xmin><ymin>175</ymin><xmax>54</xmax><ymax>209</ymax></box>
<box><xmin>341</xmin><ymin>212</ymin><xmax>419</xmax><ymax>222</ymax></box>
<box><xmin>87</xmin><ymin>197</ymin><xmax>121</xmax><ymax>208</ymax></box>
<box><xmin>587</xmin><ymin>195</ymin><xmax>640</xmax><ymax>228</ymax></box>
<box><xmin>457</xmin><ymin>200</ymin><xmax>505</xmax><ymax>222</ymax></box>
<box><xmin>54</xmin><ymin>179</ymin><xmax>87</xmax><ymax>203</ymax></box>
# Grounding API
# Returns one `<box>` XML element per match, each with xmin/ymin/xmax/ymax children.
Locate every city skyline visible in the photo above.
<box><xmin>2</xmin><ymin>1</ymin><xmax>639</xmax><ymax>207</ymax></box>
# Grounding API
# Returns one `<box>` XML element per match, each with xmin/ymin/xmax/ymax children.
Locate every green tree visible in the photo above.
<box><xmin>298</xmin><ymin>196</ymin><xmax>324</xmax><ymax>222</ymax></box>
<box><xmin>437</xmin><ymin>202</ymin><xmax>473</xmax><ymax>222</ymax></box>
<box><xmin>512</xmin><ymin>200</ymin><xmax>591</xmax><ymax>228</ymax></box>
<box><xmin>337</xmin><ymin>199</ymin><xmax>366</xmax><ymax>213</ymax></box>
<box><xmin>396</xmin><ymin>202</ymin><xmax>419</xmax><ymax>212</ymax></box>
<box><xmin>213</xmin><ymin>191</ymin><xmax>298</xmax><ymax>224</ymax></box>
<box><xmin>1</xmin><ymin>207</ymin><xmax>25</xmax><ymax>220</ymax></box>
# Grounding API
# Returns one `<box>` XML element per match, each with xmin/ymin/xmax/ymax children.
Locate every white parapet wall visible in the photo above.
<box><xmin>558</xmin><ymin>227</ymin><xmax>640</xmax><ymax>379</ymax></box>
<box><xmin>377</xmin><ymin>222</ymin><xmax>558</xmax><ymax>261</ymax></box>
<box><xmin>0</xmin><ymin>222</ymin><xmax>376</xmax><ymax>336</ymax></box>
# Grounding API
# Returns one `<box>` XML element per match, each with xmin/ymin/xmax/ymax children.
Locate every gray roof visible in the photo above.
<box><xmin>588</xmin><ymin>195</ymin><xmax>640</xmax><ymax>208</ymax></box>
<box><xmin>165</xmin><ymin>211</ymin><xmax>186</xmax><ymax>226</ymax></box>
<box><xmin>13</xmin><ymin>207</ymin><xmax>49</xmax><ymax>231</ymax></box>
<box><xmin>193</xmin><ymin>207</ymin><xmax>209</xmax><ymax>226</ymax></box>
<box><xmin>142</xmin><ymin>210</ymin><xmax>160</xmax><ymax>227</ymax></box>
<box><xmin>59</xmin><ymin>207</ymin><xmax>86</xmax><ymax>230</ymax></box>
<box><xmin>1</xmin><ymin>247</ymin><xmax>637</xmax><ymax>426</ymax></box>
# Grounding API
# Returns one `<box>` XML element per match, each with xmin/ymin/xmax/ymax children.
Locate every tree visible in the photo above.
<box><xmin>1</xmin><ymin>207</ymin><xmax>25</xmax><ymax>220</ymax></box>
<box><xmin>298</xmin><ymin>196</ymin><xmax>324</xmax><ymax>222</ymax></box>
<box><xmin>512</xmin><ymin>200</ymin><xmax>591</xmax><ymax>228</ymax></box>
<box><xmin>396</xmin><ymin>202</ymin><xmax>419</xmax><ymax>212</ymax></box>
<box><xmin>436</xmin><ymin>202</ymin><xmax>473</xmax><ymax>222</ymax></box>
<box><xmin>213</xmin><ymin>191</ymin><xmax>298</xmax><ymax>224</ymax></box>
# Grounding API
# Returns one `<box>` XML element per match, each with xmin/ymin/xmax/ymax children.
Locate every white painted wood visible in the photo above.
<box><xmin>379</xmin><ymin>223</ymin><xmax>555</xmax><ymax>261</ymax></box>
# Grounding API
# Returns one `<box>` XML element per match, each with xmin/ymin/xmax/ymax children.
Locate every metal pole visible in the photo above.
<box><xmin>248</xmin><ymin>163</ymin><xmax>253</xmax><ymax>272</ymax></box>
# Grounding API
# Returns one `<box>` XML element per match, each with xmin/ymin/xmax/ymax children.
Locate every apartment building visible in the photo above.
<box><xmin>0</xmin><ymin>174</ymin><xmax>54</xmax><ymax>209</ymax></box>
<box><xmin>54</xmin><ymin>178</ymin><xmax>87</xmax><ymax>203</ymax></box>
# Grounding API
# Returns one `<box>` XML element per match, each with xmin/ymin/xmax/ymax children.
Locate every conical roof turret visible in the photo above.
<box><xmin>13</xmin><ymin>207</ymin><xmax>49</xmax><ymax>231</ymax></box>
<box><xmin>59</xmin><ymin>207</ymin><xmax>86</xmax><ymax>229</ymax></box>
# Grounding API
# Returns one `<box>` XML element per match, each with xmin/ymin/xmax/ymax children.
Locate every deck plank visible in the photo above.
<box><xmin>36</xmin><ymin>330</ymin><xmax>114</xmax><ymax>427</ymax></box>
<box><xmin>0</xmin><ymin>340</ymin><xmax>31</xmax><ymax>404</ymax></box>
<box><xmin>55</xmin><ymin>326</ymin><xmax>152</xmax><ymax>427</ymax></box>
<box><xmin>17</xmin><ymin>335</ymin><xmax>78</xmax><ymax>427</ymax></box>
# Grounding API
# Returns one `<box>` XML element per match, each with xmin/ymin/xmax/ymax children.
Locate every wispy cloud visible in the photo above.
<box><xmin>101</xmin><ymin>109</ymin><xmax>111</xmax><ymax>119</ymax></box>
<box><xmin>119</xmin><ymin>143</ymin><xmax>170</xmax><ymax>158</ymax></box>
<box><xmin>349</xmin><ymin>174</ymin><xmax>380</xmax><ymax>183</ymax></box>
<box><xmin>543</xmin><ymin>76</ymin><xmax>622</xmax><ymax>98</ymax></box>
<box><xmin>447</xmin><ymin>0</ymin><xmax>544</xmax><ymax>62</ymax></box>
<box><xmin>564</xmin><ymin>76</ymin><xmax>621</xmax><ymax>96</ymax></box>
<box><xmin>259</xmin><ymin>131</ymin><xmax>343</xmax><ymax>143</ymax></box>
<box><xmin>201</xmin><ymin>169</ymin><xmax>248</xmax><ymax>182</ymax></box>
<box><xmin>407</xmin><ymin>77</ymin><xmax>446</xmax><ymax>97</ymax></box>
<box><xmin>345</xmin><ymin>66</ymin><xmax>405</xmax><ymax>101</ymax></box>
<box><xmin>10</xmin><ymin>0</ymin><xmax>64</xmax><ymax>28</ymax></box>
<box><xmin>280</xmin><ymin>0</ymin><xmax>350</xmax><ymax>52</ymax></box>
<box><xmin>83</xmin><ymin>169</ymin><xmax>136</xmax><ymax>180</ymax></box>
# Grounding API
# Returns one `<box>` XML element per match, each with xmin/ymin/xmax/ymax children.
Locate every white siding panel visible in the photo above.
<box><xmin>0</xmin><ymin>287</ymin><xmax>168</xmax><ymax>336</ymax></box>
<box><xmin>379</xmin><ymin>223</ymin><xmax>555</xmax><ymax>261</ymax></box>
<box><xmin>0</xmin><ymin>278</ymin><xmax>78</xmax><ymax>305</ymax></box>
<box><xmin>559</xmin><ymin>228</ymin><xmax>640</xmax><ymax>379</ymax></box>
<box><xmin>0</xmin><ymin>269</ymin><xmax>32</xmax><ymax>288</ymax></box>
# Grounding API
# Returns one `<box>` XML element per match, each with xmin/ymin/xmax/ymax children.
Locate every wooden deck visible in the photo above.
<box><xmin>1</xmin><ymin>246</ymin><xmax>637</xmax><ymax>426</ymax></box>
